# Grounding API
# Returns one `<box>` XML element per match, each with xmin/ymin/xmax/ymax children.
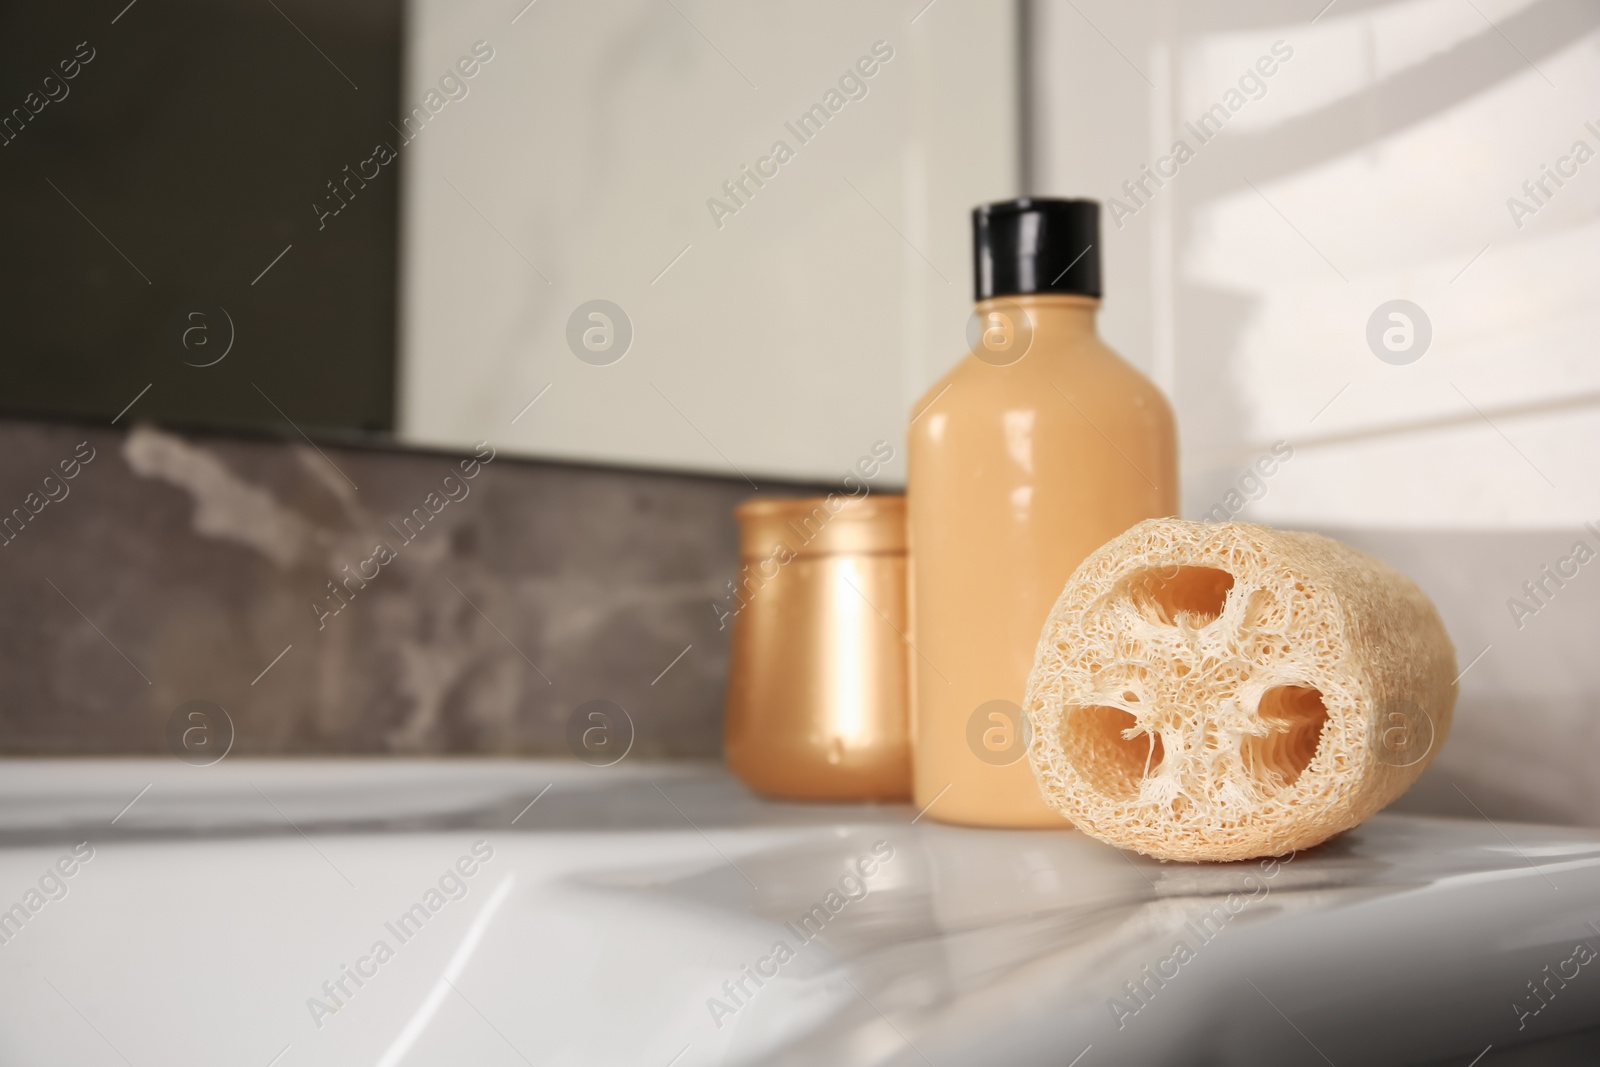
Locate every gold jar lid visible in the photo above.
<box><xmin>734</xmin><ymin>493</ymin><xmax>905</xmax><ymax>559</ymax></box>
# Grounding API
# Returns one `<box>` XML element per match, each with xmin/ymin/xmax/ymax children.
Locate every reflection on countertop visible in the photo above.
<box><xmin>1</xmin><ymin>759</ymin><xmax>1598</xmax><ymax>1066</ymax></box>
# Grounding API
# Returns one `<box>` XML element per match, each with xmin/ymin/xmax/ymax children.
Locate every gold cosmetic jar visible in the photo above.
<box><xmin>724</xmin><ymin>493</ymin><xmax>911</xmax><ymax>801</ymax></box>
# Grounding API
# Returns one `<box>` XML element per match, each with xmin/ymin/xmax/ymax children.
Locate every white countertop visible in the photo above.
<box><xmin>1</xmin><ymin>759</ymin><xmax>1597</xmax><ymax>1066</ymax></box>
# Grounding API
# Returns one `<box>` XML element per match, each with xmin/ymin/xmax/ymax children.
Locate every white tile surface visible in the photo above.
<box><xmin>1034</xmin><ymin>0</ymin><xmax>1600</xmax><ymax>528</ymax></box>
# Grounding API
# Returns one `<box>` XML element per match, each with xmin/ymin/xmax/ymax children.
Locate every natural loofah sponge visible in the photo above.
<box><xmin>1025</xmin><ymin>519</ymin><xmax>1456</xmax><ymax>862</ymax></box>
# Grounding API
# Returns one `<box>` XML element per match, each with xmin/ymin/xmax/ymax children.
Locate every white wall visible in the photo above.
<box><xmin>1033</xmin><ymin>0</ymin><xmax>1600</xmax><ymax>530</ymax></box>
<box><xmin>398</xmin><ymin>0</ymin><xmax>1017</xmax><ymax>485</ymax></box>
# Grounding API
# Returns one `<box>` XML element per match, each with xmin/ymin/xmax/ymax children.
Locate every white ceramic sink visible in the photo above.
<box><xmin>2</xmin><ymin>759</ymin><xmax>1599</xmax><ymax>1066</ymax></box>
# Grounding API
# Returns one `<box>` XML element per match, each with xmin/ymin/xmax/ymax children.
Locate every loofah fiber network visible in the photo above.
<box><xmin>1024</xmin><ymin>519</ymin><xmax>1457</xmax><ymax>862</ymax></box>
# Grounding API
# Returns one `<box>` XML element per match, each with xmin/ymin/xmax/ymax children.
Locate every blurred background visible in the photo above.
<box><xmin>1</xmin><ymin>0</ymin><xmax>1596</xmax><ymax>823</ymax></box>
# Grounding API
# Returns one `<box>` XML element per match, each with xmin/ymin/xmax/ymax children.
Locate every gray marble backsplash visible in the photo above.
<box><xmin>0</xmin><ymin>418</ymin><xmax>784</xmax><ymax>758</ymax></box>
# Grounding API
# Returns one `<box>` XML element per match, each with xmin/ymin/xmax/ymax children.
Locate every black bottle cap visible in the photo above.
<box><xmin>972</xmin><ymin>198</ymin><xmax>1101</xmax><ymax>302</ymax></box>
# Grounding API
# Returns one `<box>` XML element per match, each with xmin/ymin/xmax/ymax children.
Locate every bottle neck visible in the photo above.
<box><xmin>975</xmin><ymin>293</ymin><xmax>1100</xmax><ymax>339</ymax></box>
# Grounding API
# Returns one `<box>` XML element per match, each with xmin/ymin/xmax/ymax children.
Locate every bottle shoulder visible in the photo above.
<box><xmin>909</xmin><ymin>341</ymin><xmax>1175</xmax><ymax>438</ymax></box>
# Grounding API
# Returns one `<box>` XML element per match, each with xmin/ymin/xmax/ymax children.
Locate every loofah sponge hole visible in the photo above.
<box><xmin>1244</xmin><ymin>685</ymin><xmax>1330</xmax><ymax>791</ymax></box>
<box><xmin>1125</xmin><ymin>566</ymin><xmax>1235</xmax><ymax>628</ymax></box>
<box><xmin>1061</xmin><ymin>706</ymin><xmax>1164</xmax><ymax>801</ymax></box>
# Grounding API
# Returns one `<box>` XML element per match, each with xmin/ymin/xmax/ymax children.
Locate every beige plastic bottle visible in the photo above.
<box><xmin>907</xmin><ymin>198</ymin><xmax>1178</xmax><ymax>827</ymax></box>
